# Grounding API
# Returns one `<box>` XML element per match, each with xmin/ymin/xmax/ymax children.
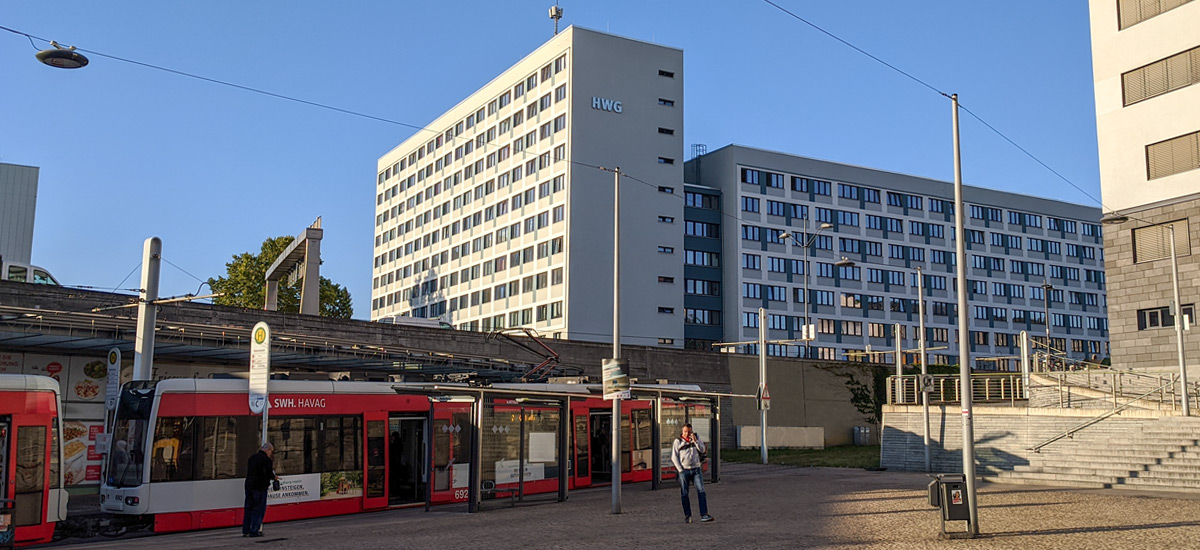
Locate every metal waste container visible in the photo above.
<box><xmin>927</xmin><ymin>474</ymin><xmax>971</xmax><ymax>536</ymax></box>
<box><xmin>852</xmin><ymin>426</ymin><xmax>871</xmax><ymax>446</ymax></box>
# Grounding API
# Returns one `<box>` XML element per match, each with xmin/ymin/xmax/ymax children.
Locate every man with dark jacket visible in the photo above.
<box><xmin>243</xmin><ymin>442</ymin><xmax>277</xmax><ymax>537</ymax></box>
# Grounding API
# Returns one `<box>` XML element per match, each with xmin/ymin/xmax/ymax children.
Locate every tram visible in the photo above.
<box><xmin>100</xmin><ymin>379</ymin><xmax>712</xmax><ymax>533</ymax></box>
<box><xmin>0</xmin><ymin>375</ymin><xmax>68</xmax><ymax>547</ymax></box>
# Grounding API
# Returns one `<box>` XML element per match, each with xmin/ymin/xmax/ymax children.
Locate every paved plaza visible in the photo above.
<box><xmin>59</xmin><ymin>463</ymin><xmax>1200</xmax><ymax>549</ymax></box>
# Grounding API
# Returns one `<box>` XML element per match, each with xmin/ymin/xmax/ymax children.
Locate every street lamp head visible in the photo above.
<box><xmin>834</xmin><ymin>257</ymin><xmax>856</xmax><ymax>268</ymax></box>
<box><xmin>36</xmin><ymin>42</ymin><xmax>89</xmax><ymax>69</ymax></box>
<box><xmin>819</xmin><ymin>223</ymin><xmax>833</xmax><ymax>230</ymax></box>
<box><xmin>1100</xmin><ymin>212</ymin><xmax>1129</xmax><ymax>225</ymax></box>
<box><xmin>779</xmin><ymin>231</ymin><xmax>792</xmax><ymax>240</ymax></box>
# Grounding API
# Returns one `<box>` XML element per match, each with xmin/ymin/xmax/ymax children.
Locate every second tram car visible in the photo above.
<box><xmin>100</xmin><ymin>379</ymin><xmax>712</xmax><ymax>533</ymax></box>
<box><xmin>0</xmin><ymin>375</ymin><xmax>68</xmax><ymax>547</ymax></box>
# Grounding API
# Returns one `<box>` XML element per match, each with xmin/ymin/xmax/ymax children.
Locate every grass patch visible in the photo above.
<box><xmin>722</xmin><ymin>445</ymin><xmax>880</xmax><ymax>469</ymax></box>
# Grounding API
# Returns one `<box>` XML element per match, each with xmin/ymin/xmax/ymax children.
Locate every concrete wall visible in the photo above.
<box><xmin>882</xmin><ymin>404</ymin><xmax>1162</xmax><ymax>475</ymax></box>
<box><xmin>726</xmin><ymin>354</ymin><xmax>882</xmax><ymax>446</ymax></box>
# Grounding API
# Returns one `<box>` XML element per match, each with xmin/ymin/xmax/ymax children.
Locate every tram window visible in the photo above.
<box><xmin>630</xmin><ymin>410</ymin><xmax>653</xmax><ymax>471</ymax></box>
<box><xmin>50</xmin><ymin>419</ymin><xmax>60</xmax><ymax>489</ymax></box>
<box><xmin>620</xmin><ymin>414</ymin><xmax>631</xmax><ymax>473</ymax></box>
<box><xmin>269</xmin><ymin>417</ymin><xmax>317</xmax><ymax>475</ymax></box>
<box><xmin>15</xmin><ymin>426</ymin><xmax>46</xmax><ymax>526</ymax></box>
<box><xmin>573</xmin><ymin>415</ymin><xmax>589</xmax><ymax>478</ymax></box>
<box><xmin>197</xmin><ymin>416</ymin><xmax>260</xmax><ymax>481</ymax></box>
<box><xmin>319</xmin><ymin>416</ymin><xmax>362</xmax><ymax>473</ymax></box>
<box><xmin>151</xmin><ymin>417</ymin><xmax>198</xmax><ymax>482</ymax></box>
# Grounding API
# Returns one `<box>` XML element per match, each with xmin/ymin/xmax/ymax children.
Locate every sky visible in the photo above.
<box><xmin>0</xmin><ymin>1</ymin><xmax>1099</xmax><ymax>319</ymax></box>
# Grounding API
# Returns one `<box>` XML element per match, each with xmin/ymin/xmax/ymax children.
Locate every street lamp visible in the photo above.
<box><xmin>780</xmin><ymin>221</ymin><xmax>833</xmax><ymax>359</ymax></box>
<box><xmin>36</xmin><ymin>41</ymin><xmax>89</xmax><ymax>69</ymax></box>
<box><xmin>832</xmin><ymin>256</ymin><xmax>932</xmax><ymax>472</ymax></box>
<box><xmin>1041</xmin><ymin>280</ymin><xmax>1054</xmax><ymax>365</ymax></box>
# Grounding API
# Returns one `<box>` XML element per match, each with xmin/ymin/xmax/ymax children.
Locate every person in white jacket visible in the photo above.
<box><xmin>671</xmin><ymin>423</ymin><xmax>713</xmax><ymax>523</ymax></box>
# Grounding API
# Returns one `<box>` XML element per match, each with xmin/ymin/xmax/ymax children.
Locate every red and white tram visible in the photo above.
<box><xmin>100</xmin><ymin>379</ymin><xmax>712</xmax><ymax>533</ymax></box>
<box><xmin>0</xmin><ymin>375</ymin><xmax>68</xmax><ymax>547</ymax></box>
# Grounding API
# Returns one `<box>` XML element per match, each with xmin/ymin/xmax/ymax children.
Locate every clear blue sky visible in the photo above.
<box><xmin>1</xmin><ymin>1</ymin><xmax>1098</xmax><ymax>319</ymax></box>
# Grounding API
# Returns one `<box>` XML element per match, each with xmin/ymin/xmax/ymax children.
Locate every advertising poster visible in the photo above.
<box><xmin>67</xmin><ymin>357</ymin><xmax>108</xmax><ymax>403</ymax></box>
<box><xmin>0</xmin><ymin>352</ymin><xmax>21</xmax><ymax>374</ymax></box>
<box><xmin>320</xmin><ymin>470</ymin><xmax>363</xmax><ymax>500</ymax></box>
<box><xmin>268</xmin><ymin>474</ymin><xmax>320</xmax><ymax>505</ymax></box>
<box><xmin>602</xmin><ymin>358</ymin><xmax>630</xmax><ymax>400</ymax></box>
<box><xmin>62</xmin><ymin>420</ymin><xmax>105</xmax><ymax>485</ymax></box>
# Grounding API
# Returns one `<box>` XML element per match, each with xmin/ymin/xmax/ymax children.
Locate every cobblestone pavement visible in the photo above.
<box><xmin>61</xmin><ymin>463</ymin><xmax>1200</xmax><ymax>549</ymax></box>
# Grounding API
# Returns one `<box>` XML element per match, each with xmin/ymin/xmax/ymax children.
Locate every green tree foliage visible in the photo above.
<box><xmin>208</xmin><ymin>236</ymin><xmax>353</xmax><ymax>319</ymax></box>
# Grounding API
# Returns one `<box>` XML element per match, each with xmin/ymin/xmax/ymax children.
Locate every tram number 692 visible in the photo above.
<box><xmin>454</xmin><ymin>489</ymin><xmax>469</xmax><ymax>500</ymax></box>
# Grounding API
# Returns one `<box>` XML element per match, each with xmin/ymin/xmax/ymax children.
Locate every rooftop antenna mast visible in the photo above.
<box><xmin>549</xmin><ymin>3</ymin><xmax>564</xmax><ymax>35</ymax></box>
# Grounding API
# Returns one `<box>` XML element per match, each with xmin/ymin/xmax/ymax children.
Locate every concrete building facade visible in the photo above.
<box><xmin>372</xmin><ymin>27</ymin><xmax>685</xmax><ymax>348</ymax></box>
<box><xmin>0</xmin><ymin>162</ymin><xmax>39</xmax><ymax>264</ymax></box>
<box><xmin>1089</xmin><ymin>0</ymin><xmax>1200</xmax><ymax>368</ymax></box>
<box><xmin>685</xmin><ymin>146</ymin><xmax>1109</xmax><ymax>367</ymax></box>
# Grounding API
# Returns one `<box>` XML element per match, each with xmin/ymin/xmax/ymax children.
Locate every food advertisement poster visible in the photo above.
<box><xmin>62</xmin><ymin>420</ymin><xmax>105</xmax><ymax>486</ymax></box>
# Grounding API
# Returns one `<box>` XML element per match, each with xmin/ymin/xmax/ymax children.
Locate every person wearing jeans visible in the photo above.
<box><xmin>671</xmin><ymin>423</ymin><xmax>713</xmax><ymax>523</ymax></box>
<box><xmin>243</xmin><ymin>442</ymin><xmax>278</xmax><ymax>537</ymax></box>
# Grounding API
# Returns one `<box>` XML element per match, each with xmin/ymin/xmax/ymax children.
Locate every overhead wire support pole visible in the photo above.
<box><xmin>1169</xmin><ymin>224</ymin><xmax>1190</xmax><ymax>416</ymax></box>
<box><xmin>759</xmin><ymin>307</ymin><xmax>768</xmax><ymax>465</ymax></box>
<box><xmin>611</xmin><ymin>166</ymin><xmax>622</xmax><ymax>515</ymax></box>
<box><xmin>951</xmin><ymin>93</ymin><xmax>980</xmax><ymax>536</ymax></box>
<box><xmin>918</xmin><ymin>266</ymin><xmax>931</xmax><ymax>473</ymax></box>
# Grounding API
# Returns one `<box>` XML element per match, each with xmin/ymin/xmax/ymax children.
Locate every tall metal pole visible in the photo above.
<box><xmin>611</xmin><ymin>167</ymin><xmax>622</xmax><ymax>514</ymax></box>
<box><xmin>803</xmin><ymin>219</ymin><xmax>812</xmax><ymax>359</ymax></box>
<box><xmin>894</xmin><ymin>323</ymin><xmax>903</xmax><ymax>377</ymax></box>
<box><xmin>132</xmin><ymin>236</ymin><xmax>162</xmax><ymax>381</ymax></box>
<box><xmin>918</xmin><ymin>266</ymin><xmax>930</xmax><ymax>473</ymax></box>
<box><xmin>759</xmin><ymin>307</ymin><xmax>768</xmax><ymax>464</ymax></box>
<box><xmin>1042</xmin><ymin>280</ymin><xmax>1053</xmax><ymax>359</ymax></box>
<box><xmin>1169</xmin><ymin>224</ymin><xmax>1190</xmax><ymax>416</ymax></box>
<box><xmin>951</xmin><ymin>93</ymin><xmax>979</xmax><ymax>535</ymax></box>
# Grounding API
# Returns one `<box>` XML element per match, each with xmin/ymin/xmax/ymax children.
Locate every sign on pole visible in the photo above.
<box><xmin>104</xmin><ymin>348</ymin><xmax>121</xmax><ymax>411</ymax></box>
<box><xmin>249</xmin><ymin>322</ymin><xmax>270</xmax><ymax>414</ymax></box>
<box><xmin>758</xmin><ymin>384</ymin><xmax>771</xmax><ymax>411</ymax></box>
<box><xmin>602</xmin><ymin>358</ymin><xmax>630</xmax><ymax>400</ymax></box>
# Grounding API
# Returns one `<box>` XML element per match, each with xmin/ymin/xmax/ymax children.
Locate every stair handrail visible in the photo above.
<box><xmin>1044</xmin><ymin>369</ymin><xmax>1183</xmax><ymax>403</ymax></box>
<box><xmin>1028</xmin><ymin>375</ymin><xmax>1179</xmax><ymax>453</ymax></box>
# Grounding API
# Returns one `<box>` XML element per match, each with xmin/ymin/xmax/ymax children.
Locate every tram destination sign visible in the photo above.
<box><xmin>249</xmin><ymin>322</ymin><xmax>270</xmax><ymax>414</ymax></box>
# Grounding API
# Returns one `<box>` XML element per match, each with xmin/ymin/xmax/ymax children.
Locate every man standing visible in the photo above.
<box><xmin>243</xmin><ymin>442</ymin><xmax>277</xmax><ymax>537</ymax></box>
<box><xmin>671</xmin><ymin>423</ymin><xmax>713</xmax><ymax>523</ymax></box>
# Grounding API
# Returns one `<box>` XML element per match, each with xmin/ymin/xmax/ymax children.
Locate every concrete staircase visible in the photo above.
<box><xmin>985</xmin><ymin>416</ymin><xmax>1200</xmax><ymax>492</ymax></box>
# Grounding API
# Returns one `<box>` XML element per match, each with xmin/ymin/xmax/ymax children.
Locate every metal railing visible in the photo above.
<box><xmin>888</xmin><ymin>373</ymin><xmax>1026</xmax><ymax>406</ymax></box>
<box><xmin>1028</xmin><ymin>376</ymin><xmax>1179</xmax><ymax>453</ymax></box>
<box><xmin>1037</xmin><ymin>366</ymin><xmax>1200</xmax><ymax>411</ymax></box>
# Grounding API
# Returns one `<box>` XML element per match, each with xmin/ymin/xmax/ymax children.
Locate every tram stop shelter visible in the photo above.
<box><xmin>393</xmin><ymin>382</ymin><xmax>750</xmax><ymax>513</ymax></box>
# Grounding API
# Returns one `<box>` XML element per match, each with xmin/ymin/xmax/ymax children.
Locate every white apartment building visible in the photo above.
<box><xmin>1089</xmin><ymin>0</ymin><xmax>1200</xmax><ymax>368</ymax></box>
<box><xmin>372</xmin><ymin>27</ymin><xmax>686</xmax><ymax>347</ymax></box>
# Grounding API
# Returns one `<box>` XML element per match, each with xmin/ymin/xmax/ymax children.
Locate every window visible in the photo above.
<box><xmin>657</xmin><ymin>246</ymin><xmax>675</xmax><ymax>254</ymax></box>
<box><xmin>741</xmin><ymin>196</ymin><xmax>760</xmax><ymax>212</ymax></box>
<box><xmin>1138</xmin><ymin>304</ymin><xmax>1196</xmax><ymax>330</ymax></box>
<box><xmin>658</xmin><ymin>157</ymin><xmax>675</xmax><ymax>164</ymax></box>
<box><xmin>658</xmin><ymin>98</ymin><xmax>675</xmax><ymax>107</ymax></box>
<box><xmin>741</xmin><ymin>225</ymin><xmax>761</xmax><ymax>241</ymax></box>
<box><xmin>686</xmin><ymin>309</ymin><xmax>721</xmax><ymax>325</ymax></box>
<box><xmin>658</xmin><ymin>127</ymin><xmax>675</xmax><ymax>135</ymax></box>
<box><xmin>1134</xmin><ymin>220</ymin><xmax>1191</xmax><ymax>262</ymax></box>
<box><xmin>658</xmin><ymin>69</ymin><xmax>675</xmax><ymax>78</ymax></box>
<box><xmin>1124</xmin><ymin>44</ymin><xmax>1200</xmax><ymax>104</ymax></box>
<box><xmin>1148</xmin><ymin>130</ymin><xmax>1200</xmax><ymax>179</ymax></box>
<box><xmin>742</xmin><ymin>253</ymin><xmax>761</xmax><ymax>270</ymax></box>
<box><xmin>1119</xmin><ymin>0</ymin><xmax>1197</xmax><ymax>30</ymax></box>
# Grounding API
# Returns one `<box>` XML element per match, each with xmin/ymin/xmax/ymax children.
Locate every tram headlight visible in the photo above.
<box><xmin>124</xmin><ymin>497</ymin><xmax>139</xmax><ymax>506</ymax></box>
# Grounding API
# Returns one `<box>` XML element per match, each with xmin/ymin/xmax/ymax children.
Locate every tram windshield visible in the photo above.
<box><xmin>107</xmin><ymin>383</ymin><xmax>156</xmax><ymax>487</ymax></box>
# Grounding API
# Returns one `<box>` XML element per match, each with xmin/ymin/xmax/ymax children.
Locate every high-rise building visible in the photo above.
<box><xmin>684</xmin><ymin>146</ymin><xmax>1109</xmax><ymax>367</ymax></box>
<box><xmin>0</xmin><ymin>162</ymin><xmax>39</xmax><ymax>265</ymax></box>
<box><xmin>372</xmin><ymin>27</ymin><xmax>685</xmax><ymax>347</ymax></box>
<box><xmin>1088</xmin><ymin>0</ymin><xmax>1200</xmax><ymax>368</ymax></box>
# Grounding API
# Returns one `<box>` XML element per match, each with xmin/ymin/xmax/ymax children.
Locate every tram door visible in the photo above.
<box><xmin>387</xmin><ymin>417</ymin><xmax>426</xmax><ymax>505</ymax></box>
<box><xmin>589</xmin><ymin>412</ymin><xmax>612</xmax><ymax>484</ymax></box>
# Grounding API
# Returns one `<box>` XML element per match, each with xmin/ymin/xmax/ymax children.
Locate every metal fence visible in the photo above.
<box><xmin>888</xmin><ymin>373</ymin><xmax>1026</xmax><ymax>406</ymax></box>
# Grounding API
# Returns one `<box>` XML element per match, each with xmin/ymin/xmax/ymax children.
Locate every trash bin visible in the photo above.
<box><xmin>0</xmin><ymin>499</ymin><xmax>15</xmax><ymax>550</ymax></box>
<box><xmin>852</xmin><ymin>426</ymin><xmax>871</xmax><ymax>446</ymax></box>
<box><xmin>926</xmin><ymin>474</ymin><xmax>972</xmax><ymax>536</ymax></box>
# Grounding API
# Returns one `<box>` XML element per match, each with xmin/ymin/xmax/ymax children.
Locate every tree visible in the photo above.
<box><xmin>208</xmin><ymin>236</ymin><xmax>353</xmax><ymax>319</ymax></box>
